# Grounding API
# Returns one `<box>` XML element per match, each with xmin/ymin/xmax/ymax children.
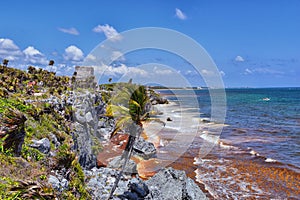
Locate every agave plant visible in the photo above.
<box><xmin>0</xmin><ymin>108</ymin><xmax>27</xmax><ymax>156</ymax></box>
<box><xmin>9</xmin><ymin>180</ymin><xmax>56</xmax><ymax>199</ymax></box>
<box><xmin>107</xmin><ymin>83</ymin><xmax>164</xmax><ymax>199</ymax></box>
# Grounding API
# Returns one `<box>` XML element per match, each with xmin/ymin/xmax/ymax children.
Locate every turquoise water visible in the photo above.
<box><xmin>159</xmin><ymin>87</ymin><xmax>300</xmax><ymax>168</ymax></box>
<box><xmin>157</xmin><ymin>87</ymin><xmax>300</xmax><ymax>198</ymax></box>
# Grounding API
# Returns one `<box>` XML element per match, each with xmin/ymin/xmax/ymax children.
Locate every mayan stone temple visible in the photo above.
<box><xmin>74</xmin><ymin>66</ymin><xmax>97</xmax><ymax>88</ymax></box>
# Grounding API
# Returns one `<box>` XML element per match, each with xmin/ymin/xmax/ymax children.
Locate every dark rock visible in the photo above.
<box><xmin>129</xmin><ymin>179</ymin><xmax>149</xmax><ymax>198</ymax></box>
<box><xmin>30</xmin><ymin>138</ymin><xmax>51</xmax><ymax>154</ymax></box>
<box><xmin>133</xmin><ymin>137</ymin><xmax>156</xmax><ymax>159</ymax></box>
<box><xmin>118</xmin><ymin>191</ymin><xmax>139</xmax><ymax>200</ymax></box>
<box><xmin>78</xmin><ymin>152</ymin><xmax>96</xmax><ymax>170</ymax></box>
<box><xmin>166</xmin><ymin>117</ymin><xmax>172</xmax><ymax>121</ymax></box>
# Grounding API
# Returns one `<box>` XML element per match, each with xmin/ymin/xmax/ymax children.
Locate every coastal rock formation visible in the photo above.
<box><xmin>72</xmin><ymin>91</ymin><xmax>107</xmax><ymax>169</ymax></box>
<box><xmin>84</xmin><ymin>167</ymin><xmax>130</xmax><ymax>200</ymax></box>
<box><xmin>145</xmin><ymin>168</ymin><xmax>207</xmax><ymax>200</ymax></box>
<box><xmin>84</xmin><ymin>167</ymin><xmax>207</xmax><ymax>200</ymax></box>
<box><xmin>133</xmin><ymin>137</ymin><xmax>157</xmax><ymax>159</ymax></box>
<box><xmin>108</xmin><ymin>155</ymin><xmax>138</xmax><ymax>174</ymax></box>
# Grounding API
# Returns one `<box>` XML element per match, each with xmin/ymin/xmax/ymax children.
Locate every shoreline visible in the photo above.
<box><xmin>141</xmin><ymin>100</ymin><xmax>215</xmax><ymax>199</ymax></box>
<box><xmin>146</xmin><ymin>91</ymin><xmax>300</xmax><ymax>199</ymax></box>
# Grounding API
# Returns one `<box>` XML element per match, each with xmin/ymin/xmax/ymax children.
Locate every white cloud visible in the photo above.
<box><xmin>93</xmin><ymin>63</ymin><xmax>148</xmax><ymax>77</ymax></box>
<box><xmin>184</xmin><ymin>70</ymin><xmax>197</xmax><ymax>76</ymax></box>
<box><xmin>23</xmin><ymin>46</ymin><xmax>48</xmax><ymax>65</ymax></box>
<box><xmin>111</xmin><ymin>51</ymin><xmax>125</xmax><ymax>61</ymax></box>
<box><xmin>0</xmin><ymin>38</ymin><xmax>22</xmax><ymax>61</ymax></box>
<box><xmin>244</xmin><ymin>67</ymin><xmax>284</xmax><ymax>75</ymax></box>
<box><xmin>201</xmin><ymin>69</ymin><xmax>214</xmax><ymax>76</ymax></box>
<box><xmin>63</xmin><ymin>45</ymin><xmax>84</xmax><ymax>62</ymax></box>
<box><xmin>220</xmin><ymin>70</ymin><xmax>226</xmax><ymax>76</ymax></box>
<box><xmin>23</xmin><ymin>46</ymin><xmax>43</xmax><ymax>57</ymax></box>
<box><xmin>0</xmin><ymin>38</ymin><xmax>19</xmax><ymax>50</ymax></box>
<box><xmin>175</xmin><ymin>8</ymin><xmax>187</xmax><ymax>20</ymax></box>
<box><xmin>93</xmin><ymin>24</ymin><xmax>122</xmax><ymax>41</ymax></box>
<box><xmin>58</xmin><ymin>27</ymin><xmax>79</xmax><ymax>35</ymax></box>
<box><xmin>85</xmin><ymin>54</ymin><xmax>96</xmax><ymax>61</ymax></box>
<box><xmin>153</xmin><ymin>66</ymin><xmax>173</xmax><ymax>75</ymax></box>
<box><xmin>244</xmin><ymin>68</ymin><xmax>253</xmax><ymax>74</ymax></box>
<box><xmin>235</xmin><ymin>55</ymin><xmax>245</xmax><ymax>62</ymax></box>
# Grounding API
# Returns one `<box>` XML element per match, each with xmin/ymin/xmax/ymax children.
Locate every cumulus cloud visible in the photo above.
<box><xmin>0</xmin><ymin>38</ymin><xmax>22</xmax><ymax>61</ymax></box>
<box><xmin>175</xmin><ymin>8</ymin><xmax>187</xmax><ymax>20</ymax></box>
<box><xmin>93</xmin><ymin>24</ymin><xmax>122</xmax><ymax>41</ymax></box>
<box><xmin>58</xmin><ymin>27</ymin><xmax>79</xmax><ymax>35</ymax></box>
<box><xmin>63</xmin><ymin>45</ymin><xmax>84</xmax><ymax>62</ymax></box>
<box><xmin>93</xmin><ymin>63</ymin><xmax>148</xmax><ymax>78</ymax></box>
<box><xmin>23</xmin><ymin>46</ymin><xmax>48</xmax><ymax>65</ymax></box>
<box><xmin>235</xmin><ymin>55</ymin><xmax>245</xmax><ymax>62</ymax></box>
<box><xmin>85</xmin><ymin>54</ymin><xmax>96</xmax><ymax>61</ymax></box>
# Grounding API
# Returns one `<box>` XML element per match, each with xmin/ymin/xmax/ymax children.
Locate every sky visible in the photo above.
<box><xmin>0</xmin><ymin>0</ymin><xmax>299</xmax><ymax>87</ymax></box>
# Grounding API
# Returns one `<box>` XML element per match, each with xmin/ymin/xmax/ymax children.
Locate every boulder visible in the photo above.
<box><xmin>84</xmin><ymin>167</ymin><xmax>129</xmax><ymax>200</ymax></box>
<box><xmin>133</xmin><ymin>137</ymin><xmax>156</xmax><ymax>159</ymax></box>
<box><xmin>73</xmin><ymin>122</ymin><xmax>96</xmax><ymax>169</ymax></box>
<box><xmin>118</xmin><ymin>178</ymin><xmax>149</xmax><ymax>200</ymax></box>
<box><xmin>145</xmin><ymin>167</ymin><xmax>207</xmax><ymax>200</ymax></box>
<box><xmin>108</xmin><ymin>156</ymin><xmax>138</xmax><ymax>174</ymax></box>
<box><xmin>30</xmin><ymin>138</ymin><xmax>51</xmax><ymax>154</ymax></box>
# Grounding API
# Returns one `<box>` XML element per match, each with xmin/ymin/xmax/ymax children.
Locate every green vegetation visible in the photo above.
<box><xmin>0</xmin><ymin>64</ymin><xmax>90</xmax><ymax>199</ymax></box>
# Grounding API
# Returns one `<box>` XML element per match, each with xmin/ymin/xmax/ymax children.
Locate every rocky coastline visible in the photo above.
<box><xmin>0</xmin><ymin>65</ymin><xmax>208</xmax><ymax>199</ymax></box>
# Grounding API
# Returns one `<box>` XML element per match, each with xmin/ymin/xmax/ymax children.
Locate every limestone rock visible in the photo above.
<box><xmin>145</xmin><ymin>167</ymin><xmax>207</xmax><ymax>200</ymax></box>
<box><xmin>30</xmin><ymin>138</ymin><xmax>51</xmax><ymax>154</ymax></box>
<box><xmin>133</xmin><ymin>137</ymin><xmax>156</xmax><ymax>159</ymax></box>
<box><xmin>108</xmin><ymin>156</ymin><xmax>138</xmax><ymax>174</ymax></box>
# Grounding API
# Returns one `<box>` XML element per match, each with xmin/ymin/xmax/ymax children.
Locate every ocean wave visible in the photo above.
<box><xmin>265</xmin><ymin>158</ymin><xmax>277</xmax><ymax>163</ymax></box>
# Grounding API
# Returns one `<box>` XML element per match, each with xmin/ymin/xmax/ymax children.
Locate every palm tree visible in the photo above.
<box><xmin>2</xmin><ymin>59</ymin><xmax>9</xmax><ymax>67</ymax></box>
<box><xmin>48</xmin><ymin>60</ymin><xmax>55</xmax><ymax>66</ymax></box>
<box><xmin>107</xmin><ymin>83</ymin><xmax>164</xmax><ymax>199</ymax></box>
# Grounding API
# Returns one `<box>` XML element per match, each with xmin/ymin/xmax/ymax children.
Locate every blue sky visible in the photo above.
<box><xmin>0</xmin><ymin>0</ymin><xmax>299</xmax><ymax>87</ymax></box>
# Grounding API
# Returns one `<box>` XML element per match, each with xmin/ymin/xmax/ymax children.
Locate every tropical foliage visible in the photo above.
<box><xmin>0</xmin><ymin>64</ymin><xmax>90</xmax><ymax>199</ymax></box>
<box><xmin>107</xmin><ymin>82</ymin><xmax>164</xmax><ymax>198</ymax></box>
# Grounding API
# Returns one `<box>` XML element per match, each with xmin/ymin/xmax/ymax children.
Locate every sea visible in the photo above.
<box><xmin>151</xmin><ymin>87</ymin><xmax>300</xmax><ymax>199</ymax></box>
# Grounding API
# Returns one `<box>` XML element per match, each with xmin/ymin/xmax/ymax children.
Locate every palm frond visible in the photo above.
<box><xmin>110</xmin><ymin>115</ymin><xmax>132</xmax><ymax>139</ymax></box>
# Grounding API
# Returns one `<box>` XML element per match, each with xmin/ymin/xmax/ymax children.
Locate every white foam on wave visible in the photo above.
<box><xmin>159</xmin><ymin>139</ymin><xmax>165</xmax><ymax>147</ymax></box>
<box><xmin>249</xmin><ymin>150</ymin><xmax>260</xmax><ymax>156</ymax></box>
<box><xmin>200</xmin><ymin>133</ymin><xmax>219</xmax><ymax>144</ymax></box>
<box><xmin>265</xmin><ymin>158</ymin><xmax>277</xmax><ymax>163</ymax></box>
<box><xmin>193</xmin><ymin>157</ymin><xmax>212</xmax><ymax>165</ymax></box>
<box><xmin>219</xmin><ymin>141</ymin><xmax>237</xmax><ymax>150</ymax></box>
